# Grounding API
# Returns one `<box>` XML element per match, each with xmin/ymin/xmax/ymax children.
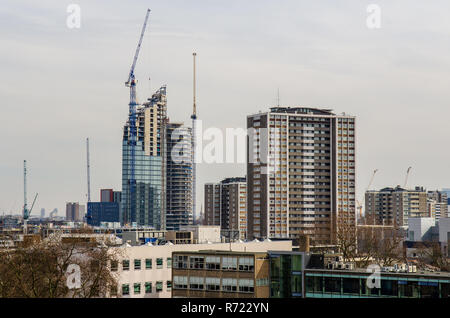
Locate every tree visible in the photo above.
<box><xmin>0</xmin><ymin>230</ymin><xmax>121</xmax><ymax>298</ymax></box>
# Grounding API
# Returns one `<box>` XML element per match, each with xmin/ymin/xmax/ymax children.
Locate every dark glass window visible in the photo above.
<box><xmin>343</xmin><ymin>278</ymin><xmax>360</xmax><ymax>295</ymax></box>
<box><xmin>324</xmin><ymin>277</ymin><xmax>341</xmax><ymax>293</ymax></box>
<box><xmin>419</xmin><ymin>282</ymin><xmax>439</xmax><ymax>298</ymax></box>
<box><xmin>381</xmin><ymin>280</ymin><xmax>398</xmax><ymax>297</ymax></box>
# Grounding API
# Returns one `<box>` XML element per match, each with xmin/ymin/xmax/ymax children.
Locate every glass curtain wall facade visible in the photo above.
<box><xmin>269</xmin><ymin>252</ymin><xmax>304</xmax><ymax>298</ymax></box>
<box><xmin>305</xmin><ymin>271</ymin><xmax>450</xmax><ymax>298</ymax></box>
<box><xmin>121</xmin><ymin>86</ymin><xmax>167</xmax><ymax>229</ymax></box>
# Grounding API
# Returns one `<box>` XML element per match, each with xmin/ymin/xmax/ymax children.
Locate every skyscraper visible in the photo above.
<box><xmin>246</xmin><ymin>106</ymin><xmax>356</xmax><ymax>245</ymax></box>
<box><xmin>121</xmin><ymin>86</ymin><xmax>167</xmax><ymax>229</ymax></box>
<box><xmin>166</xmin><ymin>122</ymin><xmax>193</xmax><ymax>230</ymax></box>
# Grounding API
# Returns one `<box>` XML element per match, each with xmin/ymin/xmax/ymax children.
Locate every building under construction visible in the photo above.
<box><xmin>121</xmin><ymin>86</ymin><xmax>167</xmax><ymax>229</ymax></box>
<box><xmin>166</xmin><ymin>122</ymin><xmax>193</xmax><ymax>230</ymax></box>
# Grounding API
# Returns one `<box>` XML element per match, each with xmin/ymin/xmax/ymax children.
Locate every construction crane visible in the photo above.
<box><xmin>23</xmin><ymin>160</ymin><xmax>38</xmax><ymax>234</ymax></box>
<box><xmin>191</xmin><ymin>52</ymin><xmax>197</xmax><ymax>224</ymax></box>
<box><xmin>86</xmin><ymin>137</ymin><xmax>92</xmax><ymax>221</ymax></box>
<box><xmin>404</xmin><ymin>166</ymin><xmax>412</xmax><ymax>189</ymax></box>
<box><xmin>124</xmin><ymin>9</ymin><xmax>151</xmax><ymax>225</ymax></box>
<box><xmin>357</xmin><ymin>169</ymin><xmax>378</xmax><ymax>221</ymax></box>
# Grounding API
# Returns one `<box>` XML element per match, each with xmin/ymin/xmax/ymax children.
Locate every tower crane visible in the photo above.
<box><xmin>23</xmin><ymin>160</ymin><xmax>38</xmax><ymax>234</ymax></box>
<box><xmin>403</xmin><ymin>166</ymin><xmax>412</xmax><ymax>189</ymax></box>
<box><xmin>124</xmin><ymin>9</ymin><xmax>151</xmax><ymax>225</ymax></box>
<box><xmin>357</xmin><ymin>169</ymin><xmax>378</xmax><ymax>221</ymax></box>
<box><xmin>86</xmin><ymin>137</ymin><xmax>92</xmax><ymax>221</ymax></box>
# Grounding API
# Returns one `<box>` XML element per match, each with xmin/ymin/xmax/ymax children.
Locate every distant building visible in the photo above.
<box><xmin>365</xmin><ymin>186</ymin><xmax>428</xmax><ymax>227</ymax></box>
<box><xmin>86</xmin><ymin>202</ymin><xmax>120</xmax><ymax>227</ymax></box>
<box><xmin>406</xmin><ymin>217</ymin><xmax>450</xmax><ymax>258</ymax></box>
<box><xmin>101</xmin><ymin>189</ymin><xmax>114</xmax><ymax>202</ymax></box>
<box><xmin>427</xmin><ymin>190</ymin><xmax>448</xmax><ymax>220</ymax></box>
<box><xmin>204</xmin><ymin>177</ymin><xmax>247</xmax><ymax>240</ymax></box>
<box><xmin>65</xmin><ymin>202</ymin><xmax>85</xmax><ymax>222</ymax></box>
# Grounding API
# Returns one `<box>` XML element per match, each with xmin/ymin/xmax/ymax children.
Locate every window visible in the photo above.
<box><xmin>206</xmin><ymin>277</ymin><xmax>220</xmax><ymax>291</ymax></box>
<box><xmin>189</xmin><ymin>256</ymin><xmax>205</xmax><ymax>269</ymax></box>
<box><xmin>222</xmin><ymin>257</ymin><xmax>237</xmax><ymax>271</ymax></box>
<box><xmin>174</xmin><ymin>276</ymin><xmax>188</xmax><ymax>289</ymax></box>
<box><xmin>239</xmin><ymin>279</ymin><xmax>254</xmax><ymax>293</ymax></box>
<box><xmin>156</xmin><ymin>281</ymin><xmax>163</xmax><ymax>292</ymax></box>
<box><xmin>156</xmin><ymin>258</ymin><xmax>163</xmax><ymax>269</ymax></box>
<box><xmin>222</xmin><ymin>278</ymin><xmax>237</xmax><ymax>292</ymax></box>
<box><xmin>111</xmin><ymin>260</ymin><xmax>118</xmax><ymax>272</ymax></box>
<box><xmin>145</xmin><ymin>258</ymin><xmax>152</xmax><ymax>269</ymax></box>
<box><xmin>122</xmin><ymin>260</ymin><xmax>129</xmax><ymax>271</ymax></box>
<box><xmin>419</xmin><ymin>281</ymin><xmax>439</xmax><ymax>298</ymax></box>
<box><xmin>167</xmin><ymin>280</ymin><xmax>172</xmax><ymax>291</ymax></box>
<box><xmin>167</xmin><ymin>257</ymin><xmax>172</xmax><ymax>268</ymax></box>
<box><xmin>110</xmin><ymin>285</ymin><xmax>118</xmax><ymax>296</ymax></box>
<box><xmin>122</xmin><ymin>284</ymin><xmax>129</xmax><ymax>296</ymax></box>
<box><xmin>145</xmin><ymin>282</ymin><xmax>152</xmax><ymax>294</ymax></box>
<box><xmin>238</xmin><ymin>257</ymin><xmax>254</xmax><ymax>271</ymax></box>
<box><xmin>189</xmin><ymin>276</ymin><xmax>204</xmax><ymax>290</ymax></box>
<box><xmin>206</xmin><ymin>256</ymin><xmax>220</xmax><ymax>270</ymax></box>
<box><xmin>256</xmin><ymin>278</ymin><xmax>269</xmax><ymax>286</ymax></box>
<box><xmin>324</xmin><ymin>277</ymin><xmax>341</xmax><ymax>293</ymax></box>
<box><xmin>134</xmin><ymin>283</ymin><xmax>141</xmax><ymax>294</ymax></box>
<box><xmin>343</xmin><ymin>278</ymin><xmax>359</xmax><ymax>295</ymax></box>
<box><xmin>134</xmin><ymin>259</ymin><xmax>141</xmax><ymax>270</ymax></box>
<box><xmin>381</xmin><ymin>280</ymin><xmax>398</xmax><ymax>297</ymax></box>
<box><xmin>306</xmin><ymin>276</ymin><xmax>323</xmax><ymax>293</ymax></box>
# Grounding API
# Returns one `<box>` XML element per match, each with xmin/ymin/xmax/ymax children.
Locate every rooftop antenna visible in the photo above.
<box><xmin>191</xmin><ymin>52</ymin><xmax>198</xmax><ymax>224</ymax></box>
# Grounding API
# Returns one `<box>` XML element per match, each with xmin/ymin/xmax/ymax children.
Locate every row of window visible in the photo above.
<box><xmin>112</xmin><ymin>258</ymin><xmax>172</xmax><ymax>271</ymax></box>
<box><xmin>173</xmin><ymin>276</ymin><xmax>258</xmax><ymax>293</ymax></box>
<box><xmin>119</xmin><ymin>280</ymin><xmax>172</xmax><ymax>296</ymax></box>
<box><xmin>173</xmin><ymin>255</ymin><xmax>255</xmax><ymax>271</ymax></box>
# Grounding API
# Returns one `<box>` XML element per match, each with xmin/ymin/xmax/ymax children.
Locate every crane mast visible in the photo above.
<box><xmin>191</xmin><ymin>52</ymin><xmax>197</xmax><ymax>224</ymax></box>
<box><xmin>23</xmin><ymin>160</ymin><xmax>28</xmax><ymax>220</ymax></box>
<box><xmin>357</xmin><ymin>169</ymin><xmax>378</xmax><ymax>221</ymax></box>
<box><xmin>86</xmin><ymin>138</ymin><xmax>92</xmax><ymax>221</ymax></box>
<box><xmin>404</xmin><ymin>166</ymin><xmax>412</xmax><ymax>189</ymax></box>
<box><xmin>124</xmin><ymin>9</ymin><xmax>151</xmax><ymax>225</ymax></box>
<box><xmin>86</xmin><ymin>138</ymin><xmax>91</xmax><ymax>203</ymax></box>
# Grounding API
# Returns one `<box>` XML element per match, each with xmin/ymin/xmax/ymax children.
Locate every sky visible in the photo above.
<box><xmin>1</xmin><ymin>0</ymin><xmax>450</xmax><ymax>217</ymax></box>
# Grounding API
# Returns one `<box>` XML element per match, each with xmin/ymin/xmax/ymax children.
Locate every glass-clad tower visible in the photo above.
<box><xmin>122</xmin><ymin>86</ymin><xmax>167</xmax><ymax>229</ymax></box>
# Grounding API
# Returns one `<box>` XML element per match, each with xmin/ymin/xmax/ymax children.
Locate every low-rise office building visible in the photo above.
<box><xmin>111</xmin><ymin>240</ymin><xmax>292</xmax><ymax>298</ymax></box>
<box><xmin>172</xmin><ymin>250</ymin><xmax>270</xmax><ymax>298</ymax></box>
<box><xmin>304</xmin><ymin>268</ymin><xmax>450</xmax><ymax>298</ymax></box>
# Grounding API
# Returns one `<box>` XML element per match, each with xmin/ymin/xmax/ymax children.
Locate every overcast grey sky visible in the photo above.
<box><xmin>1</xmin><ymin>0</ymin><xmax>450</xmax><ymax>217</ymax></box>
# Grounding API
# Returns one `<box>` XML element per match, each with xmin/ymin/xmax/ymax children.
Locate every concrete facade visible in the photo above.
<box><xmin>246</xmin><ymin>107</ymin><xmax>356</xmax><ymax>245</ymax></box>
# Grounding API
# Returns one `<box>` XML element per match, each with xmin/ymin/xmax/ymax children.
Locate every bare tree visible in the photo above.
<box><xmin>0</xmin><ymin>230</ymin><xmax>121</xmax><ymax>298</ymax></box>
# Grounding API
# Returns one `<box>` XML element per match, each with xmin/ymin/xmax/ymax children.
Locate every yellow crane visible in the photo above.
<box><xmin>357</xmin><ymin>169</ymin><xmax>378</xmax><ymax>221</ymax></box>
